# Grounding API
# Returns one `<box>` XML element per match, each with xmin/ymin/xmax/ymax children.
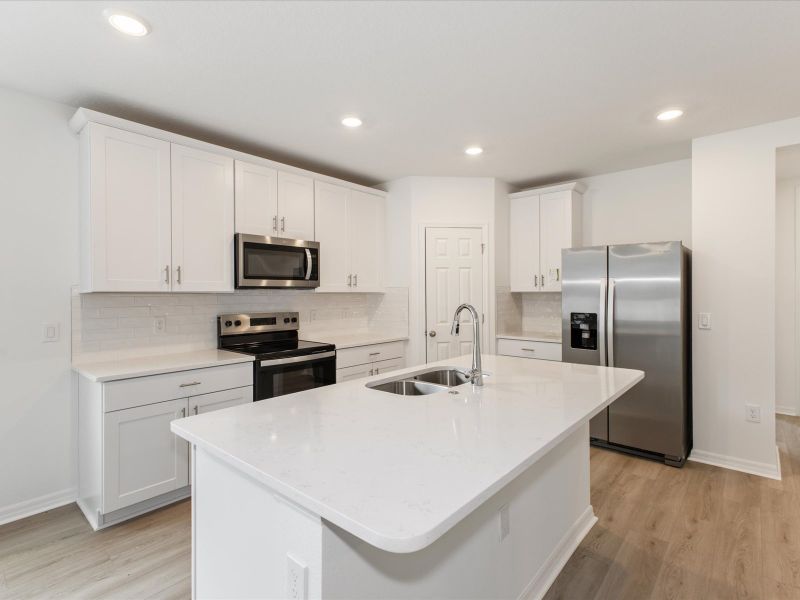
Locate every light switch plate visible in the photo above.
<box><xmin>42</xmin><ymin>322</ymin><xmax>60</xmax><ymax>343</ymax></box>
<box><xmin>698</xmin><ymin>313</ymin><xmax>712</xmax><ymax>330</ymax></box>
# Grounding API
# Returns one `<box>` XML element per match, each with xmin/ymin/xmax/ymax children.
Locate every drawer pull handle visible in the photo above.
<box><xmin>179</xmin><ymin>381</ymin><xmax>202</xmax><ymax>387</ymax></box>
<box><xmin>369</xmin><ymin>352</ymin><xmax>380</xmax><ymax>356</ymax></box>
<box><xmin>521</xmin><ymin>348</ymin><xmax>536</xmax><ymax>352</ymax></box>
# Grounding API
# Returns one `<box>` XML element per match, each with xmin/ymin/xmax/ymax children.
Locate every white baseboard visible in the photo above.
<box><xmin>519</xmin><ymin>505</ymin><xmax>597</xmax><ymax>600</ymax></box>
<box><xmin>0</xmin><ymin>487</ymin><xmax>77</xmax><ymax>527</ymax></box>
<box><xmin>688</xmin><ymin>447</ymin><xmax>781</xmax><ymax>480</ymax></box>
<box><xmin>776</xmin><ymin>405</ymin><xmax>798</xmax><ymax>416</ymax></box>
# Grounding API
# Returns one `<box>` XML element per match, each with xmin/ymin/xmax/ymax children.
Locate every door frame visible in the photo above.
<box><xmin>417</xmin><ymin>223</ymin><xmax>492</xmax><ymax>365</ymax></box>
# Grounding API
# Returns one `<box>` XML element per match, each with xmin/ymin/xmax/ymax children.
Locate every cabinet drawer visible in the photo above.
<box><xmin>104</xmin><ymin>363</ymin><xmax>252</xmax><ymax>412</ymax></box>
<box><xmin>372</xmin><ymin>357</ymin><xmax>405</xmax><ymax>376</ymax></box>
<box><xmin>336</xmin><ymin>363</ymin><xmax>374</xmax><ymax>383</ymax></box>
<box><xmin>336</xmin><ymin>341</ymin><xmax>405</xmax><ymax>369</ymax></box>
<box><xmin>497</xmin><ymin>338</ymin><xmax>562</xmax><ymax>361</ymax></box>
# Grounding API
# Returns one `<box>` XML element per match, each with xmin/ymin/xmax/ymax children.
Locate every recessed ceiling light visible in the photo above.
<box><xmin>105</xmin><ymin>10</ymin><xmax>150</xmax><ymax>37</ymax></box>
<box><xmin>656</xmin><ymin>109</ymin><xmax>684</xmax><ymax>121</ymax></box>
<box><xmin>341</xmin><ymin>116</ymin><xmax>363</xmax><ymax>128</ymax></box>
<box><xmin>465</xmin><ymin>146</ymin><xmax>484</xmax><ymax>156</ymax></box>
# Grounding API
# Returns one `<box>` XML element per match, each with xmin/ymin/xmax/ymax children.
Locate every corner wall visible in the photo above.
<box><xmin>691</xmin><ymin>115</ymin><xmax>800</xmax><ymax>478</ymax></box>
<box><xmin>0</xmin><ymin>87</ymin><xmax>79</xmax><ymax>523</ymax></box>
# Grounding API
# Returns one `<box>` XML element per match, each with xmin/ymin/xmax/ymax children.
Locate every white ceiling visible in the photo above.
<box><xmin>3</xmin><ymin>1</ymin><xmax>800</xmax><ymax>188</ymax></box>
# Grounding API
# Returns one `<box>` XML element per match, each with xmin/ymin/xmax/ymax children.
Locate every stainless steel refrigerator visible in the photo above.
<box><xmin>561</xmin><ymin>241</ymin><xmax>691</xmax><ymax>466</ymax></box>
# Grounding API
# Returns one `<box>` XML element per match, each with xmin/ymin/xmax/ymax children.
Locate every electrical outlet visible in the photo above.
<box><xmin>153</xmin><ymin>317</ymin><xmax>166</xmax><ymax>335</ymax></box>
<box><xmin>499</xmin><ymin>504</ymin><xmax>510</xmax><ymax>541</ymax></box>
<box><xmin>286</xmin><ymin>554</ymin><xmax>307</xmax><ymax>600</ymax></box>
<box><xmin>698</xmin><ymin>313</ymin><xmax>712</xmax><ymax>330</ymax></box>
<box><xmin>745</xmin><ymin>404</ymin><xmax>761</xmax><ymax>423</ymax></box>
<box><xmin>42</xmin><ymin>322</ymin><xmax>60</xmax><ymax>343</ymax></box>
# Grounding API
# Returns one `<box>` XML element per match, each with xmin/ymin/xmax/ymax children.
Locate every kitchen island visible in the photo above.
<box><xmin>171</xmin><ymin>354</ymin><xmax>643</xmax><ymax>600</ymax></box>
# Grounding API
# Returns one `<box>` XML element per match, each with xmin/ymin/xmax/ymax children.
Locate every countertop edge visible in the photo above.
<box><xmin>496</xmin><ymin>333</ymin><xmax>562</xmax><ymax>343</ymax></box>
<box><xmin>73</xmin><ymin>353</ymin><xmax>255</xmax><ymax>383</ymax></box>
<box><xmin>171</xmin><ymin>368</ymin><xmax>644</xmax><ymax>554</ymax></box>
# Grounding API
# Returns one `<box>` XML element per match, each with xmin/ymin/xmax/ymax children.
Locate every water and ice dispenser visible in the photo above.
<box><xmin>570</xmin><ymin>313</ymin><xmax>598</xmax><ymax>350</ymax></box>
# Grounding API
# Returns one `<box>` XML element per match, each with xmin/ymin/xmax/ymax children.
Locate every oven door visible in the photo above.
<box><xmin>255</xmin><ymin>351</ymin><xmax>336</xmax><ymax>400</ymax></box>
<box><xmin>236</xmin><ymin>234</ymin><xmax>320</xmax><ymax>289</ymax></box>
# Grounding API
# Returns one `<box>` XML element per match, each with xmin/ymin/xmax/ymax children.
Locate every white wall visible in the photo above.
<box><xmin>691</xmin><ymin>115</ymin><xmax>800</xmax><ymax>479</ymax></box>
<box><xmin>0</xmin><ymin>87</ymin><xmax>79</xmax><ymax>522</ymax></box>
<box><xmin>776</xmin><ymin>177</ymin><xmax>799</xmax><ymax>415</ymax></box>
<box><xmin>384</xmin><ymin>177</ymin><xmax>501</xmax><ymax>364</ymax></box>
<box><xmin>580</xmin><ymin>159</ymin><xmax>692</xmax><ymax>248</ymax></box>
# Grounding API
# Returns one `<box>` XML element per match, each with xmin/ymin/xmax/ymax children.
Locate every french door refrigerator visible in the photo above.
<box><xmin>561</xmin><ymin>241</ymin><xmax>692</xmax><ymax>466</ymax></box>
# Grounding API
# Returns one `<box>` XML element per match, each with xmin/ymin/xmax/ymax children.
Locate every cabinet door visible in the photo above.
<box><xmin>372</xmin><ymin>357</ymin><xmax>405</xmax><ymax>376</ymax></box>
<box><xmin>509</xmin><ymin>194</ymin><xmax>540</xmax><ymax>292</ymax></box>
<box><xmin>336</xmin><ymin>363</ymin><xmax>375</xmax><ymax>383</ymax></box>
<box><xmin>314</xmin><ymin>181</ymin><xmax>351</xmax><ymax>291</ymax></box>
<box><xmin>171</xmin><ymin>144</ymin><xmax>235</xmax><ymax>292</ymax></box>
<box><xmin>539</xmin><ymin>191</ymin><xmax>572</xmax><ymax>292</ymax></box>
<box><xmin>348</xmin><ymin>190</ymin><xmax>385</xmax><ymax>292</ymax></box>
<box><xmin>234</xmin><ymin>161</ymin><xmax>278</xmax><ymax>236</ymax></box>
<box><xmin>85</xmin><ymin>123</ymin><xmax>171</xmax><ymax>292</ymax></box>
<box><xmin>277</xmin><ymin>171</ymin><xmax>315</xmax><ymax>240</ymax></box>
<box><xmin>103</xmin><ymin>398</ymin><xmax>189</xmax><ymax>513</ymax></box>
<box><xmin>189</xmin><ymin>386</ymin><xmax>253</xmax><ymax>416</ymax></box>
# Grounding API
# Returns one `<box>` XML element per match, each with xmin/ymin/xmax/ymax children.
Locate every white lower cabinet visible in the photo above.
<box><xmin>78</xmin><ymin>364</ymin><xmax>252</xmax><ymax>530</ymax></box>
<box><xmin>336</xmin><ymin>341</ymin><xmax>406</xmax><ymax>382</ymax></box>
<box><xmin>103</xmin><ymin>398</ymin><xmax>190</xmax><ymax>513</ymax></box>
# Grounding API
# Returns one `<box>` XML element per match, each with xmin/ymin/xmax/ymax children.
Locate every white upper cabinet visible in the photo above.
<box><xmin>314</xmin><ymin>181</ymin><xmax>351</xmax><ymax>291</ymax></box>
<box><xmin>234</xmin><ymin>161</ymin><xmax>278</xmax><ymax>237</ymax></box>
<box><xmin>234</xmin><ymin>163</ymin><xmax>314</xmax><ymax>241</ymax></box>
<box><xmin>348</xmin><ymin>189</ymin><xmax>385</xmax><ymax>292</ymax></box>
<box><xmin>81</xmin><ymin>123</ymin><xmax>172</xmax><ymax>292</ymax></box>
<box><xmin>509</xmin><ymin>183</ymin><xmax>583</xmax><ymax>293</ymax></box>
<box><xmin>314</xmin><ymin>182</ymin><xmax>385</xmax><ymax>293</ymax></box>
<box><xmin>509</xmin><ymin>194</ymin><xmax>540</xmax><ymax>293</ymax></box>
<box><xmin>277</xmin><ymin>171</ymin><xmax>315</xmax><ymax>241</ymax></box>
<box><xmin>171</xmin><ymin>144</ymin><xmax>235</xmax><ymax>292</ymax></box>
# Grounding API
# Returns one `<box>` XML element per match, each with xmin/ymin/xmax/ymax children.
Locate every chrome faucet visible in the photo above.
<box><xmin>450</xmin><ymin>303</ymin><xmax>483</xmax><ymax>386</ymax></box>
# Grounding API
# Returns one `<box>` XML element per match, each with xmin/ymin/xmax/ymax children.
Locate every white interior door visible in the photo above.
<box><xmin>425</xmin><ymin>227</ymin><xmax>484</xmax><ymax>363</ymax></box>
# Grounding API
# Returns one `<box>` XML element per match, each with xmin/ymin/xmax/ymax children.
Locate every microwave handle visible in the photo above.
<box><xmin>305</xmin><ymin>249</ymin><xmax>313</xmax><ymax>280</ymax></box>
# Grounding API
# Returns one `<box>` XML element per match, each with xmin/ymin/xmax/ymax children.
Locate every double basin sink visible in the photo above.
<box><xmin>366</xmin><ymin>367</ymin><xmax>481</xmax><ymax>396</ymax></box>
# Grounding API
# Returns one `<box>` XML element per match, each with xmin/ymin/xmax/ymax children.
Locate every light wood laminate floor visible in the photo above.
<box><xmin>2</xmin><ymin>416</ymin><xmax>799</xmax><ymax>599</ymax></box>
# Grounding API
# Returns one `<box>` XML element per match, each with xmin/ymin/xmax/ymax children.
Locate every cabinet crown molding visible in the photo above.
<box><xmin>509</xmin><ymin>181</ymin><xmax>586</xmax><ymax>198</ymax></box>
<box><xmin>69</xmin><ymin>107</ymin><xmax>386</xmax><ymax>198</ymax></box>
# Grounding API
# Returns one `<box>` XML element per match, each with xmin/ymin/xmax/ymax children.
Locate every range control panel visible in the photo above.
<box><xmin>218</xmin><ymin>312</ymin><xmax>299</xmax><ymax>335</ymax></box>
<box><xmin>570</xmin><ymin>313</ymin><xmax>598</xmax><ymax>350</ymax></box>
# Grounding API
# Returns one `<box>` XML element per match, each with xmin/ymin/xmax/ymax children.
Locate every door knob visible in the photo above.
<box><xmin>428</xmin><ymin>331</ymin><xmax>437</xmax><ymax>337</ymax></box>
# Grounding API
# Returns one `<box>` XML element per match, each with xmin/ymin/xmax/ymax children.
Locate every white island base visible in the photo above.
<box><xmin>191</xmin><ymin>424</ymin><xmax>594</xmax><ymax>600</ymax></box>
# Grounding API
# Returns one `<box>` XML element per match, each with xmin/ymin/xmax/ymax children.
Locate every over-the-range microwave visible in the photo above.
<box><xmin>234</xmin><ymin>234</ymin><xmax>320</xmax><ymax>289</ymax></box>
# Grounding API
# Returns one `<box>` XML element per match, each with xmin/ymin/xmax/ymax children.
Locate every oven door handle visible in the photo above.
<box><xmin>305</xmin><ymin>249</ymin><xmax>313</xmax><ymax>281</ymax></box>
<box><xmin>260</xmin><ymin>351</ymin><xmax>335</xmax><ymax>368</ymax></box>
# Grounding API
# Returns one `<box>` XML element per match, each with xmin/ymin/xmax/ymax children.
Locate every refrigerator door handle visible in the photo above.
<box><xmin>607</xmin><ymin>278</ymin><xmax>616</xmax><ymax>367</ymax></box>
<box><xmin>599</xmin><ymin>278</ymin><xmax>607</xmax><ymax>366</ymax></box>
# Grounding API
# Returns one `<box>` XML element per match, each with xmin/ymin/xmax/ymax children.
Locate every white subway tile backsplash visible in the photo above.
<box><xmin>73</xmin><ymin>287</ymin><xmax>409</xmax><ymax>361</ymax></box>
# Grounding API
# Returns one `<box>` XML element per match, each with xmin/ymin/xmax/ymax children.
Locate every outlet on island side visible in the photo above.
<box><xmin>745</xmin><ymin>404</ymin><xmax>761</xmax><ymax>423</ymax></box>
<box><xmin>287</xmin><ymin>554</ymin><xmax>307</xmax><ymax>600</ymax></box>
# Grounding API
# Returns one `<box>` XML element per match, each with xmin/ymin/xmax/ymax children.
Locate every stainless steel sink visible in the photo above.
<box><xmin>368</xmin><ymin>380</ymin><xmax>447</xmax><ymax>396</ymax></box>
<box><xmin>366</xmin><ymin>366</ymin><xmax>486</xmax><ymax>396</ymax></box>
<box><xmin>411</xmin><ymin>369</ymin><xmax>473</xmax><ymax>387</ymax></box>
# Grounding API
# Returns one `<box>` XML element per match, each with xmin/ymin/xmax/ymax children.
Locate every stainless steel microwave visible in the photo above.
<box><xmin>235</xmin><ymin>234</ymin><xmax>320</xmax><ymax>289</ymax></box>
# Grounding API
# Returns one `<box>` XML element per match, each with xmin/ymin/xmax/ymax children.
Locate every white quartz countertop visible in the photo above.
<box><xmin>171</xmin><ymin>354</ymin><xmax>642</xmax><ymax>553</ymax></box>
<box><xmin>496</xmin><ymin>330</ymin><xmax>562</xmax><ymax>343</ymax></box>
<box><xmin>302</xmin><ymin>331</ymin><xmax>408</xmax><ymax>349</ymax></box>
<box><xmin>73</xmin><ymin>349</ymin><xmax>254</xmax><ymax>382</ymax></box>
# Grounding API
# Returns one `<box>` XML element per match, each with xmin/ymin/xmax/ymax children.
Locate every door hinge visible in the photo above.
<box><xmin>481</xmin><ymin>243</ymin><xmax>485</xmax><ymax>254</ymax></box>
<box><xmin>482</xmin><ymin>313</ymin><xmax>485</xmax><ymax>324</ymax></box>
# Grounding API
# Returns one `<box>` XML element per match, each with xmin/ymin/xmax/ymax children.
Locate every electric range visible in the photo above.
<box><xmin>218</xmin><ymin>312</ymin><xmax>336</xmax><ymax>400</ymax></box>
